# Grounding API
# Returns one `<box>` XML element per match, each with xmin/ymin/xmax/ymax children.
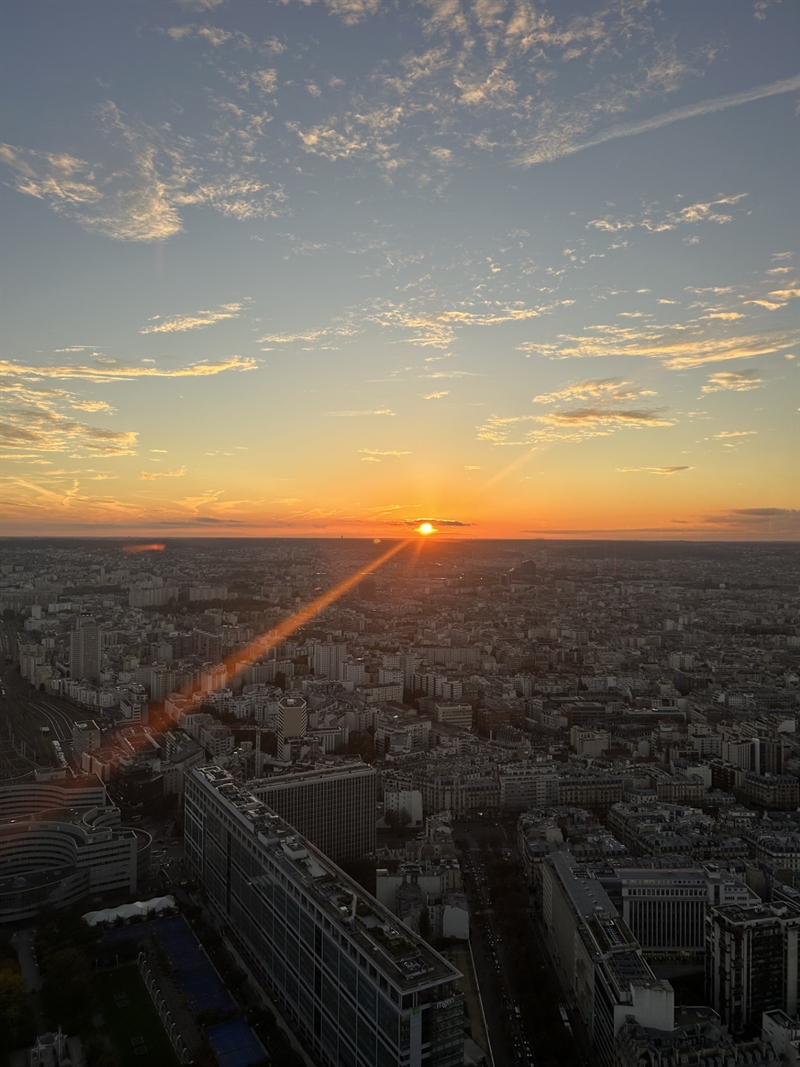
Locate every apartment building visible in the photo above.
<box><xmin>248</xmin><ymin>762</ymin><xmax>377</xmax><ymax>862</ymax></box>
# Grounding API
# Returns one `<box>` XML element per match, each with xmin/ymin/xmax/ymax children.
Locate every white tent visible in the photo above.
<box><xmin>82</xmin><ymin>895</ymin><xmax>176</xmax><ymax>926</ymax></box>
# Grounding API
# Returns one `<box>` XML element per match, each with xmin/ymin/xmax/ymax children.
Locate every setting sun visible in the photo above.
<box><xmin>418</xmin><ymin>522</ymin><xmax>435</xmax><ymax>535</ymax></box>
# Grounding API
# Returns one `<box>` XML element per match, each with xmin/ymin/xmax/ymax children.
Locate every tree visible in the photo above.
<box><xmin>418</xmin><ymin>906</ymin><xmax>431</xmax><ymax>942</ymax></box>
<box><xmin>0</xmin><ymin>966</ymin><xmax>34</xmax><ymax>1052</ymax></box>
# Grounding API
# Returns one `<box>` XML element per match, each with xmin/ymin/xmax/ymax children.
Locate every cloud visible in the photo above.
<box><xmin>1</xmin><ymin>355</ymin><xmax>257</xmax><ymax>384</ymax></box>
<box><xmin>423</xmin><ymin>391</ymin><xmax>449</xmax><ymax>399</ymax></box>
<box><xmin>150</xmin><ymin>515</ymin><xmax>247</xmax><ymax>526</ymax></box>
<box><xmin>536</xmin><ymin>407</ymin><xmax>673</xmax><ymax>428</ymax></box>
<box><xmin>395</xmin><ymin>517</ymin><xmax>472</xmax><ymax>527</ymax></box>
<box><xmin>713</xmin><ymin>430</ymin><xmax>757</xmax><ymax>438</ymax></box>
<box><xmin>258</xmin><ymin>322</ymin><xmax>357</xmax><ymax>349</ymax></box>
<box><xmin>71</xmin><ymin>399</ymin><xmax>115</xmax><ymax>413</ymax></box>
<box><xmin>616</xmin><ymin>466</ymin><xmax>693</xmax><ymax>475</ymax></box>
<box><xmin>769</xmin><ymin>287</ymin><xmax>800</xmax><ymax>300</ymax></box>
<box><xmin>478</xmin><ymin>401</ymin><xmax>673</xmax><ymax>446</ymax></box>
<box><xmin>587</xmin><ymin>194</ymin><xmax>748</xmax><ymax>235</ymax></box>
<box><xmin>325</xmin><ymin>409</ymin><xmax>396</xmax><ymax>417</ymax></box>
<box><xmin>701</xmin><ymin>507</ymin><xmax>799</xmax><ymax>536</ymax></box>
<box><xmin>376</xmin><ymin>300</ymin><xmax>566</xmax><ymax>349</ymax></box>
<box><xmin>533</xmin><ymin>378</ymin><xmax>656</xmax><ymax>404</ymax></box>
<box><xmin>1</xmin><ymin>404</ymin><xmax>138</xmax><ymax>457</ymax></box>
<box><xmin>518</xmin><ymin>75</ymin><xmax>800</xmax><ymax>166</ymax></box>
<box><xmin>358</xmin><ymin>448</ymin><xmax>411</xmax><ymax>456</ymax></box>
<box><xmin>141</xmin><ymin>304</ymin><xmax>243</xmax><ymax>333</ymax></box>
<box><xmin>701</xmin><ymin>370</ymin><xmax>764</xmax><ymax>393</ymax></box>
<box><xmin>522</xmin><ymin>323</ymin><xmax>797</xmax><ymax>370</ymax></box>
<box><xmin>166</xmin><ymin>24</ymin><xmax>251</xmax><ymax>48</ymax></box>
<box><xmin>140</xmin><ymin>467</ymin><xmax>187</xmax><ymax>480</ymax></box>
<box><xmin>324</xmin><ymin>0</ymin><xmax>382</xmax><ymax>24</ymax></box>
<box><xmin>1</xmin><ymin>102</ymin><xmax>286</xmax><ymax>242</ymax></box>
<box><xmin>176</xmin><ymin>0</ymin><xmax>225</xmax><ymax>8</ymax></box>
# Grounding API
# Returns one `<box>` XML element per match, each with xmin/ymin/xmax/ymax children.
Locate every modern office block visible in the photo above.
<box><xmin>0</xmin><ymin>800</ymin><xmax>146</xmax><ymax>923</ymax></box>
<box><xmin>706</xmin><ymin>900</ymin><xmax>800</xmax><ymax>1033</ymax></box>
<box><xmin>70</xmin><ymin>615</ymin><xmax>101</xmax><ymax>681</ymax></box>
<box><xmin>614</xmin><ymin>866</ymin><xmax>754</xmax><ymax>955</ymax></box>
<box><xmin>185</xmin><ymin>766</ymin><xmax>463</xmax><ymax>1067</ymax></box>
<box><xmin>248</xmin><ymin>762</ymin><xmax>376</xmax><ymax>863</ymax></box>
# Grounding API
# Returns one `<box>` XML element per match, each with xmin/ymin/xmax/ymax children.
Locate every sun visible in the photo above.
<box><xmin>418</xmin><ymin>522</ymin><xmax>435</xmax><ymax>535</ymax></box>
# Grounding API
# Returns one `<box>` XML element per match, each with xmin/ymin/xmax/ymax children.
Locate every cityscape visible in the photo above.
<box><xmin>0</xmin><ymin>536</ymin><xmax>798</xmax><ymax>1067</ymax></box>
<box><xmin>1</xmin><ymin>0</ymin><xmax>798</xmax><ymax>1065</ymax></box>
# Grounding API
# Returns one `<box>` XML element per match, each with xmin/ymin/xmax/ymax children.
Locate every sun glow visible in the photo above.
<box><xmin>418</xmin><ymin>522</ymin><xmax>435</xmax><ymax>534</ymax></box>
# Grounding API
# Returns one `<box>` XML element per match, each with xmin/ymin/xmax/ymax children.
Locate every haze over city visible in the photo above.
<box><xmin>1</xmin><ymin>0</ymin><xmax>797</xmax><ymax>540</ymax></box>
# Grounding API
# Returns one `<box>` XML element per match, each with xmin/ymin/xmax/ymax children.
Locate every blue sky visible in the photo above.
<box><xmin>1</xmin><ymin>0</ymin><xmax>798</xmax><ymax>538</ymax></box>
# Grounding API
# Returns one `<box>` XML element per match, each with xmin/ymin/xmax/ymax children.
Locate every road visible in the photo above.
<box><xmin>457</xmin><ymin>824</ymin><xmax>536</xmax><ymax>1067</ymax></box>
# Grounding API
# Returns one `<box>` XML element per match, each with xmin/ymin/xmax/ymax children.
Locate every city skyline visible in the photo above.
<box><xmin>1</xmin><ymin>0</ymin><xmax>798</xmax><ymax>540</ymax></box>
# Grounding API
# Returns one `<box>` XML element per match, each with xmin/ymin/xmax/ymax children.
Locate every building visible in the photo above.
<box><xmin>0</xmin><ymin>791</ymin><xmax>147</xmax><ymax>924</ymax></box>
<box><xmin>312</xmin><ymin>642</ymin><xmax>348</xmax><ymax>680</ymax></box>
<box><xmin>613</xmin><ymin>866</ymin><xmax>754</xmax><ymax>956</ymax></box>
<box><xmin>706</xmin><ymin>900</ymin><xmax>800</xmax><ymax>1033</ymax></box>
<box><xmin>248</xmin><ymin>762</ymin><xmax>377</xmax><ymax>862</ymax></box>
<box><xmin>70</xmin><ymin>616</ymin><xmax>101</xmax><ymax>682</ymax></box>
<box><xmin>616</xmin><ymin>1006</ymin><xmax>777</xmax><ymax>1067</ymax></box>
<box><xmin>184</xmin><ymin>766</ymin><xmax>464</xmax><ymax>1067</ymax></box>
<box><xmin>277</xmin><ymin>694</ymin><xmax>308</xmax><ymax>742</ymax></box>
<box><xmin>540</xmin><ymin>851</ymin><xmax>675</xmax><ymax>1067</ymax></box>
<box><xmin>432</xmin><ymin>703</ymin><xmax>473</xmax><ymax>731</ymax></box>
<box><xmin>742</xmin><ymin>773</ymin><xmax>800</xmax><ymax>810</ymax></box>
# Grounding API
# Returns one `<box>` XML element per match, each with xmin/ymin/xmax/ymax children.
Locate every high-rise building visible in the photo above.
<box><xmin>706</xmin><ymin>900</ymin><xmax>800</xmax><ymax>1033</ymax></box>
<box><xmin>312</xmin><ymin>642</ymin><xmax>348</xmax><ymax>680</ymax></box>
<box><xmin>70</xmin><ymin>615</ymin><xmax>101</xmax><ymax>681</ymax></box>
<box><xmin>185</xmin><ymin>766</ymin><xmax>463</xmax><ymax>1067</ymax></box>
<box><xmin>248</xmin><ymin>762</ymin><xmax>376</xmax><ymax>863</ymax></box>
<box><xmin>277</xmin><ymin>694</ymin><xmax>308</xmax><ymax>742</ymax></box>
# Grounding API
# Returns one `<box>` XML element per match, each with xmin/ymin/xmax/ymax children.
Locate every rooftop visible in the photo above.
<box><xmin>192</xmin><ymin>765</ymin><xmax>461</xmax><ymax>994</ymax></box>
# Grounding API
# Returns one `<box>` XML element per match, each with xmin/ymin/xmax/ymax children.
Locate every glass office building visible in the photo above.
<box><xmin>185</xmin><ymin>766</ymin><xmax>464</xmax><ymax>1067</ymax></box>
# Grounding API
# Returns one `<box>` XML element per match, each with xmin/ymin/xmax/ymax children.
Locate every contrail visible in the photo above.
<box><xmin>522</xmin><ymin>74</ymin><xmax>800</xmax><ymax>165</ymax></box>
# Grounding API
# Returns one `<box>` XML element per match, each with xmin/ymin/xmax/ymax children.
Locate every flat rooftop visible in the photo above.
<box><xmin>192</xmin><ymin>765</ymin><xmax>461</xmax><ymax>994</ymax></box>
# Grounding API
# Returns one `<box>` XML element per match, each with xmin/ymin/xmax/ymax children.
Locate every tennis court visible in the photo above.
<box><xmin>206</xmin><ymin>1019</ymin><xmax>267</xmax><ymax>1067</ymax></box>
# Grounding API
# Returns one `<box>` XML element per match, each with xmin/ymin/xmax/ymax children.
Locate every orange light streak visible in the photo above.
<box><xmin>215</xmin><ymin>537</ymin><xmax>412</xmax><ymax>694</ymax></box>
<box><xmin>123</xmin><ymin>543</ymin><xmax>166</xmax><ymax>554</ymax></box>
<box><xmin>131</xmin><ymin>537</ymin><xmax>416</xmax><ymax>749</ymax></box>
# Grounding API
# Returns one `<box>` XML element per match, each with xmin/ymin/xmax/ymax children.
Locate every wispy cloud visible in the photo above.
<box><xmin>702</xmin><ymin>507</ymin><xmax>799</xmax><ymax>536</ymax></box>
<box><xmin>423</xmin><ymin>391</ymin><xmax>449</xmax><ymax>399</ymax></box>
<box><xmin>1</xmin><ymin>100</ymin><xmax>286</xmax><ymax>242</ymax></box>
<box><xmin>713</xmin><ymin>430</ymin><xmax>757</xmax><ymax>438</ymax></box>
<box><xmin>140</xmin><ymin>467</ymin><xmax>187</xmax><ymax>480</ymax></box>
<box><xmin>325</xmin><ymin>409</ymin><xmax>396</xmax><ymax>417</ymax></box>
<box><xmin>141</xmin><ymin>303</ymin><xmax>243</xmax><ymax>333</ymax></box>
<box><xmin>587</xmin><ymin>194</ymin><xmax>748</xmax><ymax>235</ymax></box>
<box><xmin>701</xmin><ymin>370</ymin><xmax>764</xmax><ymax>393</ymax></box>
<box><xmin>166</xmin><ymin>24</ymin><xmax>252</xmax><ymax>48</ymax></box>
<box><xmin>477</xmin><ymin>404</ymin><xmax>673</xmax><ymax>446</ymax></box>
<box><xmin>533</xmin><ymin>378</ymin><xmax>656</xmax><ymax>405</ymax></box>
<box><xmin>394</xmin><ymin>516</ymin><xmax>472</xmax><ymax>528</ymax></box>
<box><xmin>258</xmin><ymin>322</ymin><xmax>358</xmax><ymax>349</ymax></box>
<box><xmin>358</xmin><ymin>448</ymin><xmax>411</xmax><ymax>456</ymax></box>
<box><xmin>521</xmin><ymin>323</ymin><xmax>796</xmax><ymax>370</ymax></box>
<box><xmin>518</xmin><ymin>75</ymin><xmax>800</xmax><ymax>165</ymax></box>
<box><xmin>1</xmin><ymin>356</ymin><xmax>257</xmax><ymax>383</ymax></box>
<box><xmin>617</xmin><ymin>465</ymin><xmax>693</xmax><ymax>475</ymax></box>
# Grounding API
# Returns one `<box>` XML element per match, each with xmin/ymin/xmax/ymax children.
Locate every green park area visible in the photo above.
<box><xmin>89</xmin><ymin>965</ymin><xmax>180</xmax><ymax>1067</ymax></box>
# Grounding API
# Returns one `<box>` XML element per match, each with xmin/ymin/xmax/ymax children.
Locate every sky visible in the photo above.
<box><xmin>1</xmin><ymin>0</ymin><xmax>798</xmax><ymax>541</ymax></box>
